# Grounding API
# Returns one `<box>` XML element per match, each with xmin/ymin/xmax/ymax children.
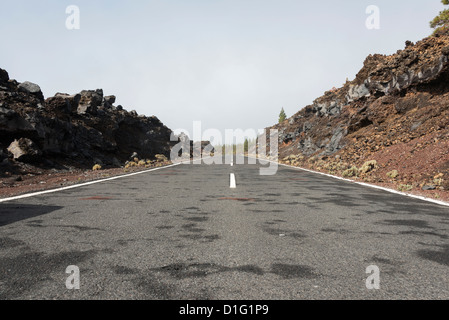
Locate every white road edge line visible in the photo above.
<box><xmin>0</xmin><ymin>161</ymin><xmax>185</xmax><ymax>203</ymax></box>
<box><xmin>247</xmin><ymin>156</ymin><xmax>449</xmax><ymax>208</ymax></box>
<box><xmin>230</xmin><ymin>173</ymin><xmax>236</xmax><ymax>189</ymax></box>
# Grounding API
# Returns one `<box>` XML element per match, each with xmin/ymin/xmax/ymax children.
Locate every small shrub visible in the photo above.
<box><xmin>138</xmin><ymin>160</ymin><xmax>146</xmax><ymax>167</ymax></box>
<box><xmin>125</xmin><ymin>161</ymin><xmax>138</xmax><ymax>169</ymax></box>
<box><xmin>359</xmin><ymin>160</ymin><xmax>378</xmax><ymax>174</ymax></box>
<box><xmin>398</xmin><ymin>184</ymin><xmax>413</xmax><ymax>192</ymax></box>
<box><xmin>386</xmin><ymin>170</ymin><xmax>399</xmax><ymax>179</ymax></box>
<box><xmin>308</xmin><ymin>156</ymin><xmax>317</xmax><ymax>163</ymax></box>
<box><xmin>155</xmin><ymin>154</ymin><xmax>168</xmax><ymax>162</ymax></box>
<box><xmin>434</xmin><ymin>173</ymin><xmax>444</xmax><ymax>179</ymax></box>
<box><xmin>342</xmin><ymin>166</ymin><xmax>359</xmax><ymax>178</ymax></box>
<box><xmin>335</xmin><ymin>162</ymin><xmax>348</xmax><ymax>171</ymax></box>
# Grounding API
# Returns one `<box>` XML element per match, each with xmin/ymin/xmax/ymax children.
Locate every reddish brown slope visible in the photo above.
<box><xmin>270</xmin><ymin>34</ymin><xmax>449</xmax><ymax>201</ymax></box>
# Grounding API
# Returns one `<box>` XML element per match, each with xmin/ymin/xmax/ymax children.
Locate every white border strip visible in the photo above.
<box><xmin>249</xmin><ymin>156</ymin><xmax>449</xmax><ymax>208</ymax></box>
<box><xmin>0</xmin><ymin>162</ymin><xmax>183</xmax><ymax>203</ymax></box>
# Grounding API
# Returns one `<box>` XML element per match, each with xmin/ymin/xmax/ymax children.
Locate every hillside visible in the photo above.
<box><xmin>270</xmin><ymin>34</ymin><xmax>449</xmax><ymax>200</ymax></box>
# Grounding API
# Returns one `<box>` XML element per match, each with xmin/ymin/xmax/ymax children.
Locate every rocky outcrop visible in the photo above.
<box><xmin>17</xmin><ymin>81</ymin><xmax>44</xmax><ymax>100</ymax></box>
<box><xmin>77</xmin><ymin>89</ymin><xmax>103</xmax><ymax>115</ymax></box>
<box><xmin>0</xmin><ymin>68</ymin><xmax>175</xmax><ymax>170</ymax></box>
<box><xmin>7</xmin><ymin>138</ymin><xmax>42</xmax><ymax>163</ymax></box>
<box><xmin>269</xmin><ymin>34</ymin><xmax>449</xmax><ymax>191</ymax></box>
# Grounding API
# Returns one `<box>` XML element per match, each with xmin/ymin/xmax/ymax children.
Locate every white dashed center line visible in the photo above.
<box><xmin>230</xmin><ymin>173</ymin><xmax>236</xmax><ymax>189</ymax></box>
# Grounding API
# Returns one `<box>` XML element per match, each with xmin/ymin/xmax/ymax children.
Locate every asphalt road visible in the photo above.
<box><xmin>1</xmin><ymin>156</ymin><xmax>449</xmax><ymax>300</ymax></box>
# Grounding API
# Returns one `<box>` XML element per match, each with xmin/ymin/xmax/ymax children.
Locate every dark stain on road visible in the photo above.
<box><xmin>219</xmin><ymin>198</ymin><xmax>255</xmax><ymax>202</ymax></box>
<box><xmin>61</xmin><ymin>225</ymin><xmax>105</xmax><ymax>232</ymax></box>
<box><xmin>151</xmin><ymin>263</ymin><xmax>265</xmax><ymax>279</ymax></box>
<box><xmin>399</xmin><ymin>230</ymin><xmax>448</xmax><ymax>240</ymax></box>
<box><xmin>79</xmin><ymin>196</ymin><xmax>113</xmax><ymax>200</ymax></box>
<box><xmin>321</xmin><ymin>228</ymin><xmax>349</xmax><ymax>234</ymax></box>
<box><xmin>185</xmin><ymin>207</ymin><xmax>201</xmax><ymax>211</ymax></box>
<box><xmin>182</xmin><ymin>223</ymin><xmax>206</xmax><ymax>233</ymax></box>
<box><xmin>184</xmin><ymin>216</ymin><xmax>209</xmax><ymax>223</ymax></box>
<box><xmin>380</xmin><ymin>219</ymin><xmax>431</xmax><ymax>228</ymax></box>
<box><xmin>187</xmin><ymin>211</ymin><xmax>210</xmax><ymax>216</ymax></box>
<box><xmin>317</xmin><ymin>197</ymin><xmax>363</xmax><ymax>208</ymax></box>
<box><xmin>154</xmin><ymin>261</ymin><xmax>318</xmax><ymax>281</ymax></box>
<box><xmin>417</xmin><ymin>245</ymin><xmax>449</xmax><ymax>266</ymax></box>
<box><xmin>25</xmin><ymin>224</ymin><xmax>105</xmax><ymax>232</ymax></box>
<box><xmin>370</xmin><ymin>256</ymin><xmax>395</xmax><ymax>265</ymax></box>
<box><xmin>180</xmin><ymin>234</ymin><xmax>220</xmax><ymax>242</ymax></box>
<box><xmin>249</xmin><ymin>209</ymin><xmax>268</xmax><ymax>213</ymax></box>
<box><xmin>242</xmin><ymin>202</ymin><xmax>256</xmax><ymax>206</ymax></box>
<box><xmin>0</xmin><ymin>237</ymin><xmax>27</xmax><ymax>249</ymax></box>
<box><xmin>112</xmin><ymin>265</ymin><xmax>140</xmax><ymax>275</ymax></box>
<box><xmin>364</xmin><ymin>231</ymin><xmax>395</xmax><ymax>236</ymax></box>
<box><xmin>270</xmin><ymin>263</ymin><xmax>317</xmax><ymax>279</ymax></box>
<box><xmin>0</xmin><ymin>249</ymin><xmax>98</xmax><ymax>299</ymax></box>
<box><xmin>26</xmin><ymin>222</ymin><xmax>45</xmax><ymax>228</ymax></box>
<box><xmin>156</xmin><ymin>225</ymin><xmax>174</xmax><ymax>230</ymax></box>
<box><xmin>135</xmin><ymin>274</ymin><xmax>175</xmax><ymax>299</ymax></box>
<box><xmin>117</xmin><ymin>239</ymin><xmax>133</xmax><ymax>246</ymax></box>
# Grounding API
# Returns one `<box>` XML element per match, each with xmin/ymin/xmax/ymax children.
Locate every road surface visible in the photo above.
<box><xmin>1</xmin><ymin>157</ymin><xmax>449</xmax><ymax>299</ymax></box>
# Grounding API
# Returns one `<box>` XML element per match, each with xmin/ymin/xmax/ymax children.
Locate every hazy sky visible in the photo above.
<box><xmin>0</xmin><ymin>0</ymin><xmax>445</xmax><ymax>141</ymax></box>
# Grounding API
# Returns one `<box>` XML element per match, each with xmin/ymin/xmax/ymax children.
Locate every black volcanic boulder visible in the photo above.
<box><xmin>53</xmin><ymin>93</ymin><xmax>81</xmax><ymax>113</ymax></box>
<box><xmin>7</xmin><ymin>138</ymin><xmax>42</xmax><ymax>163</ymax></box>
<box><xmin>46</xmin><ymin>94</ymin><xmax>81</xmax><ymax>120</ymax></box>
<box><xmin>77</xmin><ymin>89</ymin><xmax>103</xmax><ymax>115</ymax></box>
<box><xmin>113</xmin><ymin>114</ymin><xmax>172</xmax><ymax>160</ymax></box>
<box><xmin>103</xmin><ymin>95</ymin><xmax>116</xmax><ymax>109</ymax></box>
<box><xmin>18</xmin><ymin>81</ymin><xmax>44</xmax><ymax>100</ymax></box>
<box><xmin>0</xmin><ymin>68</ymin><xmax>9</xmax><ymax>86</ymax></box>
<box><xmin>0</xmin><ymin>104</ymin><xmax>37</xmax><ymax>142</ymax></box>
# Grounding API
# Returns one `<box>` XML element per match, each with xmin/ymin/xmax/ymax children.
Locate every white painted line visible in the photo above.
<box><xmin>247</xmin><ymin>156</ymin><xmax>449</xmax><ymax>208</ymax></box>
<box><xmin>230</xmin><ymin>173</ymin><xmax>236</xmax><ymax>189</ymax></box>
<box><xmin>0</xmin><ymin>162</ymin><xmax>183</xmax><ymax>203</ymax></box>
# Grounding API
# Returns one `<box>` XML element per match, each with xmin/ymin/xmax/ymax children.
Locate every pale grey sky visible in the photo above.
<box><xmin>0</xmin><ymin>0</ymin><xmax>445</xmax><ymax>140</ymax></box>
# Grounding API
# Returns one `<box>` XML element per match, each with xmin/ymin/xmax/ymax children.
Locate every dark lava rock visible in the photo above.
<box><xmin>0</xmin><ymin>67</ymin><xmax>175</xmax><ymax>170</ymax></box>
<box><xmin>18</xmin><ymin>81</ymin><xmax>44</xmax><ymax>100</ymax></box>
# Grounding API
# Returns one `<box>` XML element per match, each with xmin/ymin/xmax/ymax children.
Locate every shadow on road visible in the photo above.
<box><xmin>0</xmin><ymin>204</ymin><xmax>63</xmax><ymax>227</ymax></box>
